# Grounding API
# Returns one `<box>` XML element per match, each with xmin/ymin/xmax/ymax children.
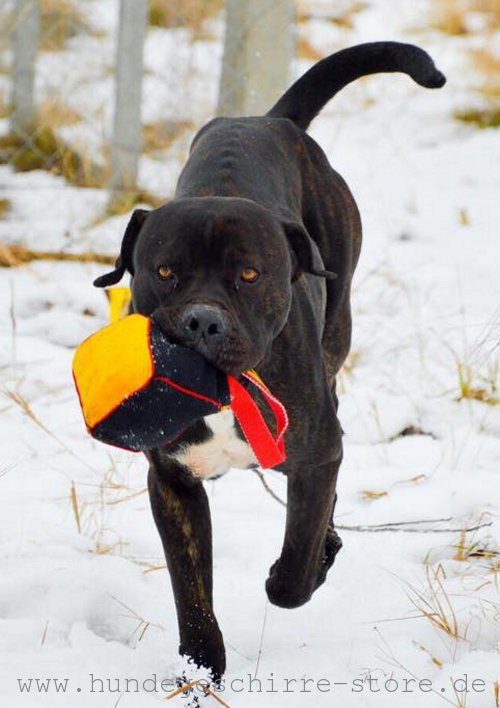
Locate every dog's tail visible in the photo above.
<box><xmin>266</xmin><ymin>42</ymin><xmax>446</xmax><ymax>131</ymax></box>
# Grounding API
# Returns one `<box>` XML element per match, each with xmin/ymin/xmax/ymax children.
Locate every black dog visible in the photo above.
<box><xmin>94</xmin><ymin>42</ymin><xmax>445</xmax><ymax>680</ymax></box>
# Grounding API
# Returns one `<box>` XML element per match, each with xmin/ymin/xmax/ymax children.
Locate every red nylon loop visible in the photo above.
<box><xmin>227</xmin><ymin>373</ymin><xmax>288</xmax><ymax>469</ymax></box>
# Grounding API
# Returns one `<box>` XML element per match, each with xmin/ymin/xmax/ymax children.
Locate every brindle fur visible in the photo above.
<box><xmin>94</xmin><ymin>42</ymin><xmax>445</xmax><ymax>679</ymax></box>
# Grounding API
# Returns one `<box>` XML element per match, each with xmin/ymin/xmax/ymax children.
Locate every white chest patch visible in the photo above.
<box><xmin>172</xmin><ymin>409</ymin><xmax>257</xmax><ymax>480</ymax></box>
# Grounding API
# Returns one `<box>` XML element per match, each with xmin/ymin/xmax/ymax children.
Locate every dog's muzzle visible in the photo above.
<box><xmin>180</xmin><ymin>304</ymin><xmax>229</xmax><ymax>359</ymax></box>
<box><xmin>152</xmin><ymin>303</ymin><xmax>251</xmax><ymax>374</ymax></box>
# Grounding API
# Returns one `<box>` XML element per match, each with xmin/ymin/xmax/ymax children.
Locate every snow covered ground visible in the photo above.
<box><xmin>0</xmin><ymin>0</ymin><xmax>499</xmax><ymax>706</ymax></box>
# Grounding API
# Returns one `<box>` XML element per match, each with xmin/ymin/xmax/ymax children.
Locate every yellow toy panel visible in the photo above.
<box><xmin>73</xmin><ymin>314</ymin><xmax>154</xmax><ymax>429</ymax></box>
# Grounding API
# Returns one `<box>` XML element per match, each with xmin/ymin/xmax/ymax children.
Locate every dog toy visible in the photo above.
<box><xmin>72</xmin><ymin>314</ymin><xmax>287</xmax><ymax>469</ymax></box>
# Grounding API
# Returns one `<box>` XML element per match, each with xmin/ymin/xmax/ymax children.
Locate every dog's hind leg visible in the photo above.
<box><xmin>146</xmin><ymin>450</ymin><xmax>225</xmax><ymax>680</ymax></box>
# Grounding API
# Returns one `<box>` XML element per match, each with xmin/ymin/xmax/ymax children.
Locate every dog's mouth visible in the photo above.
<box><xmin>151</xmin><ymin>305</ymin><xmax>256</xmax><ymax>376</ymax></box>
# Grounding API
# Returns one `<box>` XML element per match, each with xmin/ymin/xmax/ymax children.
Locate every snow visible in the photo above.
<box><xmin>0</xmin><ymin>0</ymin><xmax>499</xmax><ymax>706</ymax></box>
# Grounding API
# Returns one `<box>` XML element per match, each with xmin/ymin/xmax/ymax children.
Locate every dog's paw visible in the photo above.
<box><xmin>266</xmin><ymin>527</ymin><xmax>342</xmax><ymax>608</ymax></box>
<box><xmin>266</xmin><ymin>562</ymin><xmax>312</xmax><ymax>608</ymax></box>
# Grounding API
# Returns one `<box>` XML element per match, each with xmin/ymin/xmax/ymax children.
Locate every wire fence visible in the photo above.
<box><xmin>0</xmin><ymin>0</ymin><xmax>296</xmax><ymax>220</ymax></box>
<box><xmin>3</xmin><ymin>0</ymin><xmax>495</xmax><ymax>251</ymax></box>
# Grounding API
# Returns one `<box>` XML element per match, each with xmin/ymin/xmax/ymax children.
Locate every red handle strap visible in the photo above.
<box><xmin>227</xmin><ymin>371</ymin><xmax>288</xmax><ymax>469</ymax></box>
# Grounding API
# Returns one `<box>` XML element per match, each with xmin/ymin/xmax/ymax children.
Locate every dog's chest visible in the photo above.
<box><xmin>172</xmin><ymin>409</ymin><xmax>257</xmax><ymax>480</ymax></box>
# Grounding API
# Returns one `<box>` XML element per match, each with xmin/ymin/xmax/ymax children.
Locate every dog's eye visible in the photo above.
<box><xmin>157</xmin><ymin>265</ymin><xmax>174</xmax><ymax>281</ymax></box>
<box><xmin>240</xmin><ymin>267</ymin><xmax>260</xmax><ymax>283</ymax></box>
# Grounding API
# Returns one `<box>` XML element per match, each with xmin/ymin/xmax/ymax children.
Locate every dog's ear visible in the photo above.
<box><xmin>93</xmin><ymin>209</ymin><xmax>149</xmax><ymax>288</ymax></box>
<box><xmin>283</xmin><ymin>221</ymin><xmax>337</xmax><ymax>281</ymax></box>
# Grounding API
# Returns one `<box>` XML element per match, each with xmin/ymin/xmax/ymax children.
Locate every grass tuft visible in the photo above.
<box><xmin>142</xmin><ymin>119</ymin><xmax>194</xmax><ymax>155</ymax></box>
<box><xmin>40</xmin><ymin>0</ymin><xmax>93</xmax><ymax>51</ymax></box>
<box><xmin>0</xmin><ymin>127</ymin><xmax>106</xmax><ymax>187</ymax></box>
<box><xmin>38</xmin><ymin>98</ymin><xmax>82</xmax><ymax>129</ymax></box>
<box><xmin>0</xmin><ymin>89</ymin><xmax>9</xmax><ymax>119</ymax></box>
<box><xmin>104</xmin><ymin>190</ymin><xmax>163</xmax><ymax>220</ymax></box>
<box><xmin>431</xmin><ymin>0</ymin><xmax>500</xmax><ymax>34</ymax></box>
<box><xmin>148</xmin><ymin>0</ymin><xmax>223</xmax><ymax>34</ymax></box>
<box><xmin>471</xmin><ymin>47</ymin><xmax>500</xmax><ymax>77</ymax></box>
<box><xmin>454</xmin><ymin>107</ymin><xmax>500</xmax><ymax>128</ymax></box>
<box><xmin>406</xmin><ymin>564</ymin><xmax>462</xmax><ymax>641</ymax></box>
<box><xmin>298</xmin><ymin>1</ymin><xmax>366</xmax><ymax>29</ymax></box>
<box><xmin>431</xmin><ymin>0</ymin><xmax>470</xmax><ymax>35</ymax></box>
<box><xmin>0</xmin><ymin>243</ymin><xmax>115</xmax><ymax>268</ymax></box>
<box><xmin>297</xmin><ymin>37</ymin><xmax>324</xmax><ymax>62</ymax></box>
<box><xmin>0</xmin><ymin>199</ymin><xmax>10</xmax><ymax>219</ymax></box>
<box><xmin>457</xmin><ymin>361</ymin><xmax>499</xmax><ymax>405</ymax></box>
<box><xmin>453</xmin><ymin>527</ymin><xmax>500</xmax><ymax>562</ymax></box>
<box><xmin>453</xmin><ymin>46</ymin><xmax>500</xmax><ymax>126</ymax></box>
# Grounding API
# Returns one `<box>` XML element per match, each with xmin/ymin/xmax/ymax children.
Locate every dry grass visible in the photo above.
<box><xmin>109</xmin><ymin>594</ymin><xmax>165</xmax><ymax>646</ymax></box>
<box><xmin>471</xmin><ymin>46</ymin><xmax>500</xmax><ymax>79</ymax></box>
<box><xmin>40</xmin><ymin>0</ymin><xmax>93</xmax><ymax>52</ymax></box>
<box><xmin>0</xmin><ymin>127</ymin><xmax>106</xmax><ymax>187</ymax></box>
<box><xmin>403</xmin><ymin>528</ymin><xmax>500</xmax><ymax>671</ymax></box>
<box><xmin>142</xmin><ymin>564</ymin><xmax>168</xmax><ymax>575</ymax></box>
<box><xmin>0</xmin><ymin>89</ymin><xmax>9</xmax><ymax>119</ymax></box>
<box><xmin>0</xmin><ymin>243</ymin><xmax>115</xmax><ymax>268</ymax></box>
<box><xmin>454</xmin><ymin>48</ymin><xmax>500</xmax><ymax>125</ymax></box>
<box><xmin>453</xmin><ymin>527</ymin><xmax>500</xmax><ymax>562</ymax></box>
<box><xmin>360</xmin><ymin>489</ymin><xmax>388</xmax><ymax>500</ymax></box>
<box><xmin>0</xmin><ymin>386</ymin><xmax>100</xmax><ymax>478</ymax></box>
<box><xmin>297</xmin><ymin>37</ymin><xmax>324</xmax><ymax>62</ymax></box>
<box><xmin>67</xmin><ymin>466</ymin><xmax>166</xmax><ymax>572</ymax></box>
<box><xmin>454</xmin><ymin>106</ymin><xmax>500</xmax><ymax>127</ymax></box>
<box><xmin>431</xmin><ymin>0</ymin><xmax>470</xmax><ymax>35</ymax></box>
<box><xmin>451</xmin><ymin>679</ymin><xmax>469</xmax><ymax>708</ymax></box>
<box><xmin>1</xmin><ymin>386</ymin><xmax>97</xmax><ymax>475</ymax></box>
<box><xmin>148</xmin><ymin>0</ymin><xmax>223</xmax><ymax>35</ymax></box>
<box><xmin>459</xmin><ymin>207</ymin><xmax>470</xmax><ymax>225</ymax></box>
<box><xmin>456</xmin><ymin>361</ymin><xmax>499</xmax><ymax>405</ymax></box>
<box><xmin>414</xmin><ymin>642</ymin><xmax>444</xmax><ymax>668</ymax></box>
<box><xmin>406</xmin><ymin>564</ymin><xmax>463</xmax><ymax>641</ymax></box>
<box><xmin>104</xmin><ymin>190</ymin><xmax>163</xmax><ymax>220</ymax></box>
<box><xmin>298</xmin><ymin>1</ymin><xmax>366</xmax><ymax>29</ymax></box>
<box><xmin>472</xmin><ymin>0</ymin><xmax>500</xmax><ymax>26</ymax></box>
<box><xmin>165</xmin><ymin>679</ymin><xmax>231</xmax><ymax>706</ymax></box>
<box><xmin>3</xmin><ymin>387</ymin><xmax>60</xmax><ymax>439</ymax></box>
<box><xmin>70</xmin><ymin>481</ymin><xmax>82</xmax><ymax>534</ymax></box>
<box><xmin>431</xmin><ymin>0</ymin><xmax>500</xmax><ymax>34</ymax></box>
<box><xmin>38</xmin><ymin>98</ymin><xmax>82</xmax><ymax>129</ymax></box>
<box><xmin>0</xmin><ymin>199</ymin><xmax>10</xmax><ymax>219</ymax></box>
<box><xmin>142</xmin><ymin>119</ymin><xmax>194</xmax><ymax>155</ymax></box>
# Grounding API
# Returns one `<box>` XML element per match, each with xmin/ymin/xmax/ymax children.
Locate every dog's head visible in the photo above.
<box><xmin>94</xmin><ymin>197</ymin><xmax>334</xmax><ymax>374</ymax></box>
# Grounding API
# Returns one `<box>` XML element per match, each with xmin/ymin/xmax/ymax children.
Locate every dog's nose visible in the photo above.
<box><xmin>182</xmin><ymin>305</ymin><xmax>228</xmax><ymax>342</ymax></box>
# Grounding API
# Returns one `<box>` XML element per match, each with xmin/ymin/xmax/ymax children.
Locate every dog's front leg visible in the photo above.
<box><xmin>266</xmin><ymin>446</ymin><xmax>343</xmax><ymax>609</ymax></box>
<box><xmin>146</xmin><ymin>451</ymin><xmax>225</xmax><ymax>680</ymax></box>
